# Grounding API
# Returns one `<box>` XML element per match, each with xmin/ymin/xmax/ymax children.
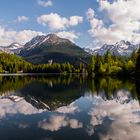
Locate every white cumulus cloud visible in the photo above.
<box><xmin>88</xmin><ymin>96</ymin><xmax>140</xmax><ymax>139</ymax></box>
<box><xmin>69</xmin><ymin>16</ymin><xmax>83</xmax><ymax>26</ymax></box>
<box><xmin>0</xmin><ymin>26</ymin><xmax>45</xmax><ymax>46</ymax></box>
<box><xmin>87</xmin><ymin>0</ymin><xmax>140</xmax><ymax>47</ymax></box>
<box><xmin>86</xmin><ymin>8</ymin><xmax>95</xmax><ymax>20</ymax></box>
<box><xmin>37</xmin><ymin>0</ymin><xmax>52</xmax><ymax>8</ymax></box>
<box><xmin>0</xmin><ymin>98</ymin><xmax>45</xmax><ymax>118</ymax></box>
<box><xmin>37</xmin><ymin>13</ymin><xmax>83</xmax><ymax>30</ymax></box>
<box><xmin>38</xmin><ymin>115</ymin><xmax>83</xmax><ymax>131</ymax></box>
<box><xmin>56</xmin><ymin>31</ymin><xmax>80</xmax><ymax>42</ymax></box>
<box><xmin>16</xmin><ymin>16</ymin><xmax>29</xmax><ymax>23</ymax></box>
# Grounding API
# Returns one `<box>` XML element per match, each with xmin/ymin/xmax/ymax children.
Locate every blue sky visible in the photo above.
<box><xmin>0</xmin><ymin>0</ymin><xmax>97</xmax><ymax>47</ymax></box>
<box><xmin>0</xmin><ymin>0</ymin><xmax>140</xmax><ymax>48</ymax></box>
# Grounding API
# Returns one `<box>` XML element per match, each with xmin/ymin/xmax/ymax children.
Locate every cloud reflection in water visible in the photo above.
<box><xmin>0</xmin><ymin>98</ymin><xmax>45</xmax><ymax>118</ymax></box>
<box><xmin>0</xmin><ymin>89</ymin><xmax>140</xmax><ymax>139</ymax></box>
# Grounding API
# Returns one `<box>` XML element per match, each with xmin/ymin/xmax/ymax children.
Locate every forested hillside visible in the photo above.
<box><xmin>0</xmin><ymin>53</ymin><xmax>31</xmax><ymax>73</ymax></box>
<box><xmin>0</xmin><ymin>48</ymin><xmax>140</xmax><ymax>76</ymax></box>
<box><xmin>88</xmin><ymin>49</ymin><xmax>137</xmax><ymax>76</ymax></box>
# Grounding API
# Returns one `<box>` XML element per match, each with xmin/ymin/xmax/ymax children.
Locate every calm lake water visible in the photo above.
<box><xmin>0</xmin><ymin>75</ymin><xmax>140</xmax><ymax>140</ymax></box>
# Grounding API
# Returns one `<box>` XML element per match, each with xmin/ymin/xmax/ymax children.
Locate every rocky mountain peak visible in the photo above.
<box><xmin>24</xmin><ymin>33</ymin><xmax>72</xmax><ymax>50</ymax></box>
<box><xmin>115</xmin><ymin>40</ymin><xmax>133</xmax><ymax>49</ymax></box>
<box><xmin>46</xmin><ymin>33</ymin><xmax>58</xmax><ymax>39</ymax></box>
<box><xmin>46</xmin><ymin>33</ymin><xmax>71</xmax><ymax>45</ymax></box>
<box><xmin>84</xmin><ymin>40</ymin><xmax>139</xmax><ymax>56</ymax></box>
<box><xmin>8</xmin><ymin>42</ymin><xmax>23</xmax><ymax>49</ymax></box>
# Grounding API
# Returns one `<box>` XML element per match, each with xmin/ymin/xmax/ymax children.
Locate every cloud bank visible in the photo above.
<box><xmin>0</xmin><ymin>26</ymin><xmax>45</xmax><ymax>46</ymax></box>
<box><xmin>0</xmin><ymin>91</ymin><xmax>140</xmax><ymax>140</ymax></box>
<box><xmin>38</xmin><ymin>115</ymin><xmax>83</xmax><ymax>131</ymax></box>
<box><xmin>0</xmin><ymin>26</ymin><xmax>79</xmax><ymax>45</ymax></box>
<box><xmin>0</xmin><ymin>98</ymin><xmax>45</xmax><ymax>118</ymax></box>
<box><xmin>88</xmin><ymin>0</ymin><xmax>140</xmax><ymax>46</ymax></box>
<box><xmin>56</xmin><ymin>31</ymin><xmax>80</xmax><ymax>42</ymax></box>
<box><xmin>37</xmin><ymin>13</ymin><xmax>83</xmax><ymax>30</ymax></box>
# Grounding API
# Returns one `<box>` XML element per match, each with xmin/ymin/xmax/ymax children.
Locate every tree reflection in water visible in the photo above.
<box><xmin>0</xmin><ymin>75</ymin><xmax>139</xmax><ymax>140</ymax></box>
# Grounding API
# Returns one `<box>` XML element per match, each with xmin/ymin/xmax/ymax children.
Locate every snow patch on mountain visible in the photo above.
<box><xmin>85</xmin><ymin>40</ymin><xmax>140</xmax><ymax>56</ymax></box>
<box><xmin>24</xmin><ymin>35</ymin><xmax>46</xmax><ymax>50</ymax></box>
<box><xmin>0</xmin><ymin>42</ymin><xmax>23</xmax><ymax>54</ymax></box>
<box><xmin>24</xmin><ymin>34</ymin><xmax>72</xmax><ymax>51</ymax></box>
<box><xmin>6</xmin><ymin>42</ymin><xmax>23</xmax><ymax>54</ymax></box>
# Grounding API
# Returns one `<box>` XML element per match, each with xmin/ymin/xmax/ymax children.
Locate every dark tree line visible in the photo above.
<box><xmin>0</xmin><ymin>49</ymin><xmax>140</xmax><ymax>75</ymax></box>
<box><xmin>88</xmin><ymin>49</ymin><xmax>139</xmax><ymax>76</ymax></box>
<box><xmin>0</xmin><ymin>53</ymin><xmax>79</xmax><ymax>73</ymax></box>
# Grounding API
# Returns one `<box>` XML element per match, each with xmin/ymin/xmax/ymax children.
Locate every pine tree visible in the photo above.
<box><xmin>104</xmin><ymin>49</ymin><xmax>112</xmax><ymax>64</ymax></box>
<box><xmin>90</xmin><ymin>55</ymin><xmax>95</xmax><ymax>73</ymax></box>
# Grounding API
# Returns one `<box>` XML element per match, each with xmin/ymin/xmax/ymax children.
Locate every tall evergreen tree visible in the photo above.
<box><xmin>90</xmin><ymin>55</ymin><xmax>95</xmax><ymax>73</ymax></box>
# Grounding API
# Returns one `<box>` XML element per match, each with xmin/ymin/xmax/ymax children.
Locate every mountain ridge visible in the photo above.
<box><xmin>85</xmin><ymin>40</ymin><xmax>140</xmax><ymax>56</ymax></box>
<box><xmin>0</xmin><ymin>34</ymin><xmax>139</xmax><ymax>65</ymax></box>
<box><xmin>18</xmin><ymin>34</ymin><xmax>90</xmax><ymax>64</ymax></box>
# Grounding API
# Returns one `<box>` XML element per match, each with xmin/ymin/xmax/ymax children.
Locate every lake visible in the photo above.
<box><xmin>0</xmin><ymin>75</ymin><xmax>140</xmax><ymax>140</ymax></box>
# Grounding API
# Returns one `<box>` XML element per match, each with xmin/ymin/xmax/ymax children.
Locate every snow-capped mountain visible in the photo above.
<box><xmin>1</xmin><ymin>34</ymin><xmax>138</xmax><ymax>58</ymax></box>
<box><xmin>6</xmin><ymin>42</ymin><xmax>23</xmax><ymax>54</ymax></box>
<box><xmin>85</xmin><ymin>40</ymin><xmax>140</xmax><ymax>56</ymax></box>
<box><xmin>0</xmin><ymin>42</ymin><xmax>23</xmax><ymax>54</ymax></box>
<box><xmin>24</xmin><ymin>34</ymin><xmax>72</xmax><ymax>50</ymax></box>
<box><xmin>24</xmin><ymin>35</ymin><xmax>47</xmax><ymax>50</ymax></box>
<box><xmin>19</xmin><ymin>33</ymin><xmax>90</xmax><ymax>64</ymax></box>
<box><xmin>84</xmin><ymin>47</ymin><xmax>95</xmax><ymax>54</ymax></box>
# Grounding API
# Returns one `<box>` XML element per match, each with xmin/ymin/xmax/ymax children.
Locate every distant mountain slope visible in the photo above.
<box><xmin>19</xmin><ymin>34</ymin><xmax>90</xmax><ymax>64</ymax></box>
<box><xmin>85</xmin><ymin>40</ymin><xmax>140</xmax><ymax>56</ymax></box>
<box><xmin>0</xmin><ymin>42</ymin><xmax>23</xmax><ymax>54</ymax></box>
<box><xmin>0</xmin><ymin>52</ymin><xmax>31</xmax><ymax>73</ymax></box>
<box><xmin>6</xmin><ymin>42</ymin><xmax>23</xmax><ymax>54</ymax></box>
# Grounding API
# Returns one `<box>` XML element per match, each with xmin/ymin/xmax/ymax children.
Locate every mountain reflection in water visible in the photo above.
<box><xmin>0</xmin><ymin>75</ymin><xmax>140</xmax><ymax>140</ymax></box>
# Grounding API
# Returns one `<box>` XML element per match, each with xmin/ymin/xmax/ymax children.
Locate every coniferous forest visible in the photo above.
<box><xmin>0</xmin><ymin>48</ymin><xmax>140</xmax><ymax>76</ymax></box>
<box><xmin>88</xmin><ymin>49</ymin><xmax>137</xmax><ymax>76</ymax></box>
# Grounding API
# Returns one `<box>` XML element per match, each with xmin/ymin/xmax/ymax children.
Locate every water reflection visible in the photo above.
<box><xmin>0</xmin><ymin>75</ymin><xmax>140</xmax><ymax>140</ymax></box>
